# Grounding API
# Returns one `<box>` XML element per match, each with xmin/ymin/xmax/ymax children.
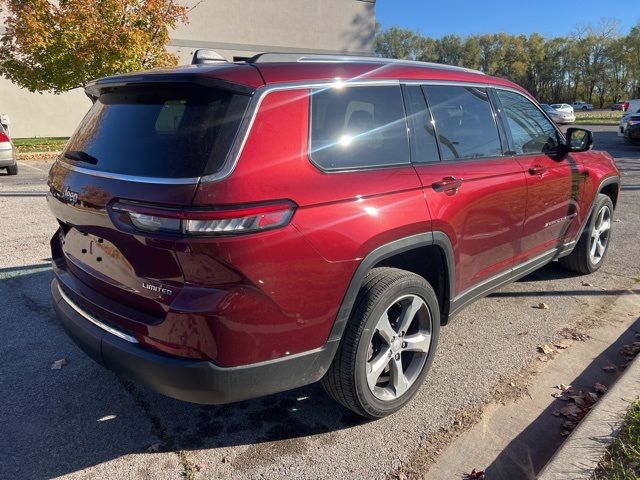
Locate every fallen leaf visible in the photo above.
<box><xmin>587</xmin><ymin>392</ymin><xmax>599</xmax><ymax>402</ymax></box>
<box><xmin>562</xmin><ymin>420</ymin><xmax>577</xmax><ymax>429</ymax></box>
<box><xmin>538</xmin><ymin>344</ymin><xmax>555</xmax><ymax>355</ymax></box>
<box><xmin>534</xmin><ymin>302</ymin><xmax>550</xmax><ymax>310</ymax></box>
<box><xmin>221</xmin><ymin>456</ymin><xmax>230</xmax><ymax>463</ymax></box>
<box><xmin>570</xmin><ymin>395</ymin><xmax>586</xmax><ymax>407</ymax></box>
<box><xmin>147</xmin><ymin>442</ymin><xmax>163</xmax><ymax>453</ymax></box>
<box><xmin>50</xmin><ymin>358</ymin><xmax>68</xmax><ymax>369</ymax></box>
<box><xmin>560</xmin><ymin>430</ymin><xmax>571</xmax><ymax>437</ymax></box>
<box><xmin>555</xmin><ymin>339</ymin><xmax>573</xmax><ymax>350</ymax></box>
<box><xmin>551</xmin><ymin>409</ymin><xmax>561</xmax><ymax>417</ymax></box>
<box><xmin>602</xmin><ymin>365</ymin><xmax>616</xmax><ymax>373</ymax></box>
<box><xmin>581</xmin><ymin>281</ymin><xmax>593</xmax><ymax>287</ymax></box>
<box><xmin>560</xmin><ymin>404</ymin><xmax>582</xmax><ymax>417</ymax></box>
<box><xmin>538</xmin><ymin>355</ymin><xmax>549</xmax><ymax>362</ymax></box>
<box><xmin>593</xmin><ymin>383</ymin><xmax>608</xmax><ymax>394</ymax></box>
<box><xmin>435</xmin><ymin>448</ymin><xmax>443</xmax><ymax>455</ymax></box>
<box><xmin>397</xmin><ymin>473</ymin><xmax>407</xmax><ymax>480</ymax></box>
<box><xmin>469</xmin><ymin>468</ymin><xmax>485</xmax><ymax>479</ymax></box>
<box><xmin>614</xmin><ymin>219</ymin><xmax>622</xmax><ymax>223</ymax></box>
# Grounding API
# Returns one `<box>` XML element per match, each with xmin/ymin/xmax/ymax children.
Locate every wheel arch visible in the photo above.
<box><xmin>598</xmin><ymin>178</ymin><xmax>619</xmax><ymax>209</ymax></box>
<box><xmin>328</xmin><ymin>232</ymin><xmax>456</xmax><ymax>345</ymax></box>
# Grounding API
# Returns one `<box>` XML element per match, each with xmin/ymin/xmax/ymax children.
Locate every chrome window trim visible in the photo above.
<box><xmin>56</xmin><ymin>78</ymin><xmax>564</xmax><ymax>185</ymax></box>
<box><xmin>57</xmin><ymin>284</ymin><xmax>139</xmax><ymax>344</ymax></box>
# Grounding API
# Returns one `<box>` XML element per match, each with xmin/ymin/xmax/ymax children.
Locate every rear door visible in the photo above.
<box><xmin>48</xmin><ymin>82</ymin><xmax>252</xmax><ymax>319</ymax></box>
<box><xmin>493</xmin><ymin>89</ymin><xmax>585</xmax><ymax>263</ymax></box>
<box><xmin>404</xmin><ymin>84</ymin><xmax>527</xmax><ymax>295</ymax></box>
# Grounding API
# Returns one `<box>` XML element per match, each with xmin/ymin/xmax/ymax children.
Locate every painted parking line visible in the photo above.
<box><xmin>0</xmin><ymin>263</ymin><xmax>52</xmax><ymax>281</ymax></box>
<box><xmin>17</xmin><ymin>162</ymin><xmax>48</xmax><ymax>172</ymax></box>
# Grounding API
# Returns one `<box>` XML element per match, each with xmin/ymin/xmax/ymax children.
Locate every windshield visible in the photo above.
<box><xmin>63</xmin><ymin>84</ymin><xmax>250</xmax><ymax>178</ymax></box>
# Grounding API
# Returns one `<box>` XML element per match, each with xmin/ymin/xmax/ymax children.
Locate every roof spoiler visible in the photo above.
<box><xmin>192</xmin><ymin>49</ymin><xmax>228</xmax><ymax>65</ymax></box>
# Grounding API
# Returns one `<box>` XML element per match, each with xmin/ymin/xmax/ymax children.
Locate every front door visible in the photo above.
<box><xmin>493</xmin><ymin>89</ymin><xmax>586</xmax><ymax>263</ymax></box>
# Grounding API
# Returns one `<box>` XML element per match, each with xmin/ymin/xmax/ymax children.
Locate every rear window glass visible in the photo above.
<box><xmin>309</xmin><ymin>85</ymin><xmax>410</xmax><ymax>170</ymax></box>
<box><xmin>63</xmin><ymin>85</ymin><xmax>249</xmax><ymax>178</ymax></box>
<box><xmin>423</xmin><ymin>85</ymin><xmax>502</xmax><ymax>161</ymax></box>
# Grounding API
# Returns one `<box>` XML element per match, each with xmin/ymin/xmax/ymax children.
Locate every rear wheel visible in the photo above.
<box><xmin>6</xmin><ymin>163</ymin><xmax>17</xmax><ymax>175</ymax></box>
<box><xmin>321</xmin><ymin>267</ymin><xmax>440</xmax><ymax>418</ymax></box>
<box><xmin>559</xmin><ymin>194</ymin><xmax>613</xmax><ymax>274</ymax></box>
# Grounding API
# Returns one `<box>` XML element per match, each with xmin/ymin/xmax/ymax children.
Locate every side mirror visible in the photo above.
<box><xmin>566</xmin><ymin>127</ymin><xmax>593</xmax><ymax>152</ymax></box>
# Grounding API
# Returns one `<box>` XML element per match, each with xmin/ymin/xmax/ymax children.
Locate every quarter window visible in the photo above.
<box><xmin>309</xmin><ymin>85</ymin><xmax>410</xmax><ymax>170</ymax></box>
<box><xmin>495</xmin><ymin>90</ymin><xmax>559</xmax><ymax>155</ymax></box>
<box><xmin>422</xmin><ymin>85</ymin><xmax>502</xmax><ymax>161</ymax></box>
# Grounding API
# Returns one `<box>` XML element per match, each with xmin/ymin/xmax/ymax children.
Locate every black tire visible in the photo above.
<box><xmin>6</xmin><ymin>163</ymin><xmax>17</xmax><ymax>175</ymax></box>
<box><xmin>559</xmin><ymin>194</ymin><xmax>614</xmax><ymax>274</ymax></box>
<box><xmin>321</xmin><ymin>267</ymin><xmax>440</xmax><ymax>418</ymax></box>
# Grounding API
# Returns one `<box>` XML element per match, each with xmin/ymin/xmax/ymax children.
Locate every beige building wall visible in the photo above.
<box><xmin>0</xmin><ymin>0</ymin><xmax>375</xmax><ymax>139</ymax></box>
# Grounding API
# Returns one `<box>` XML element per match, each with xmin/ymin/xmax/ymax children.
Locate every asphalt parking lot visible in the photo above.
<box><xmin>1</xmin><ymin>126</ymin><xmax>639</xmax><ymax>479</ymax></box>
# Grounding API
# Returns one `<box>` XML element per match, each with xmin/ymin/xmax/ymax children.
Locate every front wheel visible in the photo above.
<box><xmin>559</xmin><ymin>194</ymin><xmax>613</xmax><ymax>274</ymax></box>
<box><xmin>321</xmin><ymin>267</ymin><xmax>440</xmax><ymax>418</ymax></box>
<box><xmin>6</xmin><ymin>163</ymin><xmax>17</xmax><ymax>175</ymax></box>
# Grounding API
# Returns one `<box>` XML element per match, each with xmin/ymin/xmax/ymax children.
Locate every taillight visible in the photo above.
<box><xmin>0</xmin><ymin>131</ymin><xmax>10</xmax><ymax>143</ymax></box>
<box><xmin>623</xmin><ymin>102</ymin><xmax>629</xmax><ymax>111</ymax></box>
<box><xmin>111</xmin><ymin>201</ymin><xmax>296</xmax><ymax>236</ymax></box>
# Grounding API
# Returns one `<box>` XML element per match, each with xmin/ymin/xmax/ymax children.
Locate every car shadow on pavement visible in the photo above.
<box><xmin>0</xmin><ymin>264</ymin><xmax>369</xmax><ymax>480</ymax></box>
<box><xmin>481</xmin><ymin>316</ymin><xmax>640</xmax><ymax>480</ymax></box>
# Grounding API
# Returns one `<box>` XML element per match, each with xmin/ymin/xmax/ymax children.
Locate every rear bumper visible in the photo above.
<box><xmin>0</xmin><ymin>147</ymin><xmax>15</xmax><ymax>167</ymax></box>
<box><xmin>51</xmin><ymin>278</ymin><xmax>337</xmax><ymax>404</ymax></box>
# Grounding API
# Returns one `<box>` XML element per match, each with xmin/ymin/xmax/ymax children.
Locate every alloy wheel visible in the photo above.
<box><xmin>366</xmin><ymin>294</ymin><xmax>432</xmax><ymax>401</ymax></box>
<box><xmin>589</xmin><ymin>205</ymin><xmax>611</xmax><ymax>265</ymax></box>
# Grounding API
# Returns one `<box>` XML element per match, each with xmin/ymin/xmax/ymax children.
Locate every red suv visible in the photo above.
<box><xmin>48</xmin><ymin>54</ymin><xmax>620</xmax><ymax>418</ymax></box>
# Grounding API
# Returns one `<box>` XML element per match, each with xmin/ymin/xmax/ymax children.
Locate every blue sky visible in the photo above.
<box><xmin>376</xmin><ymin>0</ymin><xmax>638</xmax><ymax>38</ymax></box>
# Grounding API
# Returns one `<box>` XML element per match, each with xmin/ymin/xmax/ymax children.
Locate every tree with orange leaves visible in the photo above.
<box><xmin>0</xmin><ymin>0</ymin><xmax>190</xmax><ymax>93</ymax></box>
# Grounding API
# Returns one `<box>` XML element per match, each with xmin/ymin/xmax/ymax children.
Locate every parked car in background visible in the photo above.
<box><xmin>541</xmin><ymin>103</ymin><xmax>575</xmax><ymax>124</ymax></box>
<box><xmin>623</xmin><ymin>113</ymin><xmax>640</xmax><ymax>145</ymax></box>
<box><xmin>610</xmin><ymin>102</ymin><xmax>626</xmax><ymax>111</ymax></box>
<box><xmin>572</xmin><ymin>101</ymin><xmax>594</xmax><ymax>111</ymax></box>
<box><xmin>551</xmin><ymin>103</ymin><xmax>574</xmax><ymax>114</ymax></box>
<box><xmin>0</xmin><ymin>123</ymin><xmax>17</xmax><ymax>175</ymax></box>
<box><xmin>47</xmin><ymin>53</ymin><xmax>620</xmax><ymax>419</ymax></box>
<box><xmin>618</xmin><ymin>99</ymin><xmax>640</xmax><ymax>137</ymax></box>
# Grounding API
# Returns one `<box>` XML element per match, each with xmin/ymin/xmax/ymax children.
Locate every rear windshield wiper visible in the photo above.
<box><xmin>64</xmin><ymin>150</ymin><xmax>98</xmax><ymax>165</ymax></box>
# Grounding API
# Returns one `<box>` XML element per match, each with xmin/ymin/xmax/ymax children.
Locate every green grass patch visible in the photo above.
<box><xmin>593</xmin><ymin>399</ymin><xmax>640</xmax><ymax>479</ymax></box>
<box><xmin>574</xmin><ymin>111</ymin><xmax>624</xmax><ymax>125</ymax></box>
<box><xmin>12</xmin><ymin>137</ymin><xmax>69</xmax><ymax>153</ymax></box>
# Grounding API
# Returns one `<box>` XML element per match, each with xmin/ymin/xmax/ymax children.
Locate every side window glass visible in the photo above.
<box><xmin>495</xmin><ymin>90</ymin><xmax>559</xmax><ymax>155</ymax></box>
<box><xmin>309</xmin><ymin>85</ymin><xmax>410</xmax><ymax>170</ymax></box>
<box><xmin>403</xmin><ymin>85</ymin><xmax>440</xmax><ymax>163</ymax></box>
<box><xmin>422</xmin><ymin>85</ymin><xmax>502</xmax><ymax>161</ymax></box>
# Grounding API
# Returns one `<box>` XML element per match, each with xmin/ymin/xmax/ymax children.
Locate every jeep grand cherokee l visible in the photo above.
<box><xmin>47</xmin><ymin>54</ymin><xmax>620</xmax><ymax>418</ymax></box>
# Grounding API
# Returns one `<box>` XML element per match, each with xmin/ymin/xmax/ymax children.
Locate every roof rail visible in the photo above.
<box><xmin>245</xmin><ymin>52</ymin><xmax>485</xmax><ymax>75</ymax></box>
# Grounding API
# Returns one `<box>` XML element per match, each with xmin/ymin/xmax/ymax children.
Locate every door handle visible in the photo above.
<box><xmin>432</xmin><ymin>176</ymin><xmax>462</xmax><ymax>192</ymax></box>
<box><xmin>528</xmin><ymin>165</ymin><xmax>547</xmax><ymax>176</ymax></box>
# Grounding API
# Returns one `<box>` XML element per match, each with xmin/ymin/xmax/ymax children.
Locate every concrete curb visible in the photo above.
<box><xmin>537</xmin><ymin>352</ymin><xmax>640</xmax><ymax>480</ymax></box>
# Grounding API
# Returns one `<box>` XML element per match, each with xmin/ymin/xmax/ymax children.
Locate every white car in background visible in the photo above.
<box><xmin>551</xmin><ymin>103</ymin><xmax>574</xmax><ymax>113</ymax></box>
<box><xmin>618</xmin><ymin>99</ymin><xmax>640</xmax><ymax>137</ymax></box>
<box><xmin>541</xmin><ymin>103</ymin><xmax>575</xmax><ymax>124</ymax></box>
<box><xmin>0</xmin><ymin>123</ymin><xmax>17</xmax><ymax>175</ymax></box>
<box><xmin>572</xmin><ymin>101</ymin><xmax>594</xmax><ymax>111</ymax></box>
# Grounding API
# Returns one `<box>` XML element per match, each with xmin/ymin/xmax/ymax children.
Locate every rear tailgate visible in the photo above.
<box><xmin>48</xmin><ymin>72</ymin><xmax>257</xmax><ymax>330</ymax></box>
